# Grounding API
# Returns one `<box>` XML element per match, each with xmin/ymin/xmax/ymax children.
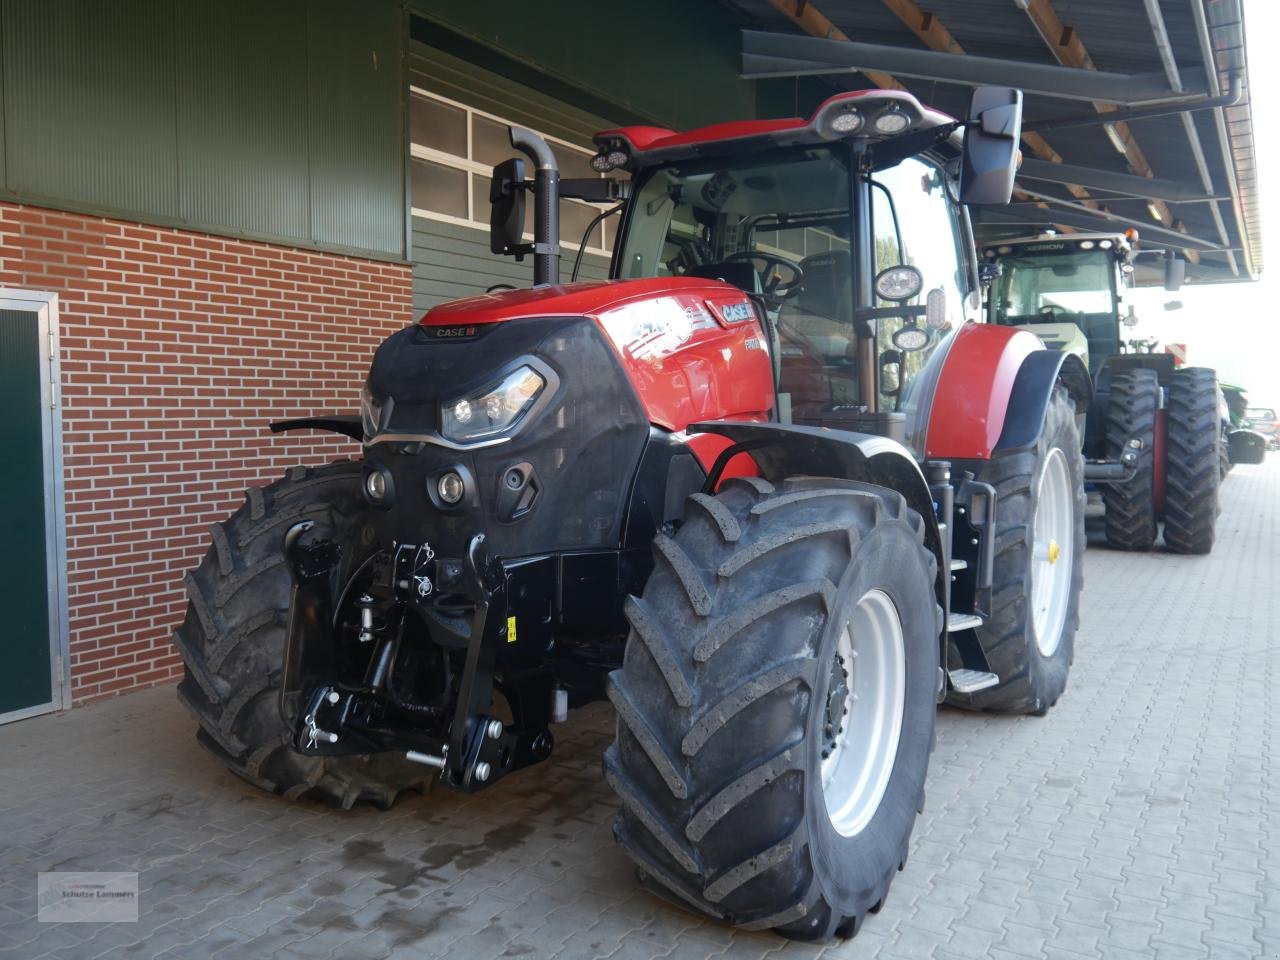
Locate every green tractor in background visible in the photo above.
<box><xmin>981</xmin><ymin>231</ymin><xmax>1264</xmax><ymax>555</ymax></box>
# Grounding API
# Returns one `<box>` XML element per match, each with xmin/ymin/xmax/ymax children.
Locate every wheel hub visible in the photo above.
<box><xmin>1030</xmin><ymin>448</ymin><xmax>1074</xmax><ymax>657</ymax></box>
<box><xmin>820</xmin><ymin>589</ymin><xmax>906</xmax><ymax>838</ymax></box>
<box><xmin>822</xmin><ymin>653</ymin><xmax>850</xmax><ymax>759</ymax></box>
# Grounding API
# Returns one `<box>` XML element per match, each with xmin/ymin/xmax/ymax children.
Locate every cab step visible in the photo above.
<box><xmin>947</xmin><ymin>668</ymin><xmax>1001</xmax><ymax>694</ymax></box>
<box><xmin>946</xmin><ymin>612</ymin><xmax>983</xmax><ymax>632</ymax></box>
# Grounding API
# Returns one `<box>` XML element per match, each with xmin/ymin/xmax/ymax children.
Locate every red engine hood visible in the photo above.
<box><xmin>419</xmin><ymin>277</ymin><xmax>746</xmax><ymax>326</ymax></box>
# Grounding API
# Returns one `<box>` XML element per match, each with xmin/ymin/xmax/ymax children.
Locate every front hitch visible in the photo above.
<box><xmin>278</xmin><ymin>523</ymin><xmax>553</xmax><ymax>792</ymax></box>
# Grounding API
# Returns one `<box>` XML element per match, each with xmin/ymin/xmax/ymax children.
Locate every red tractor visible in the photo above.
<box><xmin>176</xmin><ymin>87</ymin><xmax>1088</xmax><ymax>939</ymax></box>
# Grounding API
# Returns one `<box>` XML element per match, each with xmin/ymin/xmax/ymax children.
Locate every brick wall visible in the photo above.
<box><xmin>0</xmin><ymin>202</ymin><xmax>414</xmax><ymax>704</ymax></box>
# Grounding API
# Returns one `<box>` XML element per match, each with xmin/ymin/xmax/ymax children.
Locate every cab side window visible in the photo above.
<box><xmin>871</xmin><ymin>158</ymin><xmax>968</xmax><ymax>404</ymax></box>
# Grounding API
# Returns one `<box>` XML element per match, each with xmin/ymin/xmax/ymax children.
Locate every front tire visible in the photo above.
<box><xmin>605</xmin><ymin>477</ymin><xmax>939</xmax><ymax>940</ymax></box>
<box><xmin>172</xmin><ymin>462</ymin><xmax>430</xmax><ymax>808</ymax></box>
<box><xmin>1102</xmin><ymin>369</ymin><xmax>1158</xmax><ymax>551</ymax></box>
<box><xmin>950</xmin><ymin>386</ymin><xmax>1084</xmax><ymax>714</ymax></box>
<box><xmin>1162</xmin><ymin>367</ymin><xmax>1221</xmax><ymax>554</ymax></box>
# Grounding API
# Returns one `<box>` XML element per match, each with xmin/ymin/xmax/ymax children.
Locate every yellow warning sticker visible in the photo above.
<box><xmin>506</xmin><ymin>615</ymin><xmax>518</xmax><ymax>643</ymax></box>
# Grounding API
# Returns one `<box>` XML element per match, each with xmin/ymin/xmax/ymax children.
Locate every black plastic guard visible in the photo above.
<box><xmin>994</xmin><ymin>351</ymin><xmax>1091</xmax><ymax>454</ymax></box>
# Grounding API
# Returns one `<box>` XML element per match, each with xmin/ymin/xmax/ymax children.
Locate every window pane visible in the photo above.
<box><xmin>473</xmin><ymin>115</ymin><xmax>516</xmax><ymax>168</ymax></box>
<box><xmin>410</xmin><ymin>95</ymin><xmax>467</xmax><ymax>157</ymax></box>
<box><xmin>411</xmin><ymin>158</ymin><xmax>468</xmax><ymax>219</ymax></box>
<box><xmin>552</xmin><ymin>144</ymin><xmax>595</xmax><ymax>181</ymax></box>
<box><xmin>561</xmin><ymin>200</ymin><xmax>598</xmax><ymax>249</ymax></box>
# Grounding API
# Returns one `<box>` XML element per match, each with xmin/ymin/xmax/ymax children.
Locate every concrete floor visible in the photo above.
<box><xmin>1</xmin><ymin>459</ymin><xmax>1276</xmax><ymax>960</ymax></box>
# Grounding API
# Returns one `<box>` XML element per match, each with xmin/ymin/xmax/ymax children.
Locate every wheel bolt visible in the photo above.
<box><xmin>474</xmin><ymin>761</ymin><xmax>491</xmax><ymax>782</ymax></box>
<box><xmin>486</xmin><ymin>719</ymin><xmax>503</xmax><ymax>740</ymax></box>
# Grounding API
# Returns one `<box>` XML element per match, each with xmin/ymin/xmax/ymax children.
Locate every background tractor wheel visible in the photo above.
<box><xmin>949</xmin><ymin>386</ymin><xmax>1084</xmax><ymax>715</ymax></box>
<box><xmin>1102</xmin><ymin>369</ymin><xmax>1158</xmax><ymax>550</ymax></box>
<box><xmin>172</xmin><ymin>461</ymin><xmax>430</xmax><ymax>809</ymax></box>
<box><xmin>1163</xmin><ymin>367</ymin><xmax>1221</xmax><ymax>555</ymax></box>
<box><xmin>605</xmin><ymin>477</ymin><xmax>939</xmax><ymax>941</ymax></box>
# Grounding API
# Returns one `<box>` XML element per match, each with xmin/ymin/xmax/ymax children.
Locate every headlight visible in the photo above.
<box><xmin>360</xmin><ymin>384</ymin><xmax>384</xmax><ymax>438</ymax></box>
<box><xmin>440</xmin><ymin>365</ymin><xmax>547</xmax><ymax>443</ymax></box>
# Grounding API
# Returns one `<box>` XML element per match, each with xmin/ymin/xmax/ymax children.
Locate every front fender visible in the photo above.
<box><xmin>922</xmin><ymin>322</ymin><xmax>1083</xmax><ymax>459</ymax></box>
<box><xmin>689</xmin><ymin>420</ymin><xmax>945</xmax><ymax>601</ymax></box>
<box><xmin>993</xmin><ymin>351</ymin><xmax>1091</xmax><ymax>453</ymax></box>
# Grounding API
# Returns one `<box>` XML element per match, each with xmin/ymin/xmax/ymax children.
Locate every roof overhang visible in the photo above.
<box><xmin>721</xmin><ymin>0</ymin><xmax>1261</xmax><ymax>285</ymax></box>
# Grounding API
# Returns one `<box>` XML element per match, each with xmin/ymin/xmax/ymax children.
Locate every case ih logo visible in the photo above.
<box><xmin>719</xmin><ymin>301</ymin><xmax>755</xmax><ymax>323</ymax></box>
<box><xmin>427</xmin><ymin>325</ymin><xmax>480</xmax><ymax>339</ymax></box>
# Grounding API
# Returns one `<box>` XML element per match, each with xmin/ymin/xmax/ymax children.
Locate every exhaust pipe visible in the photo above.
<box><xmin>509</xmin><ymin>126</ymin><xmax>561</xmax><ymax>286</ymax></box>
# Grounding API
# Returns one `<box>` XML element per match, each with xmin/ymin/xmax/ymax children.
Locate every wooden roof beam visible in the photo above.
<box><xmin>1017</xmin><ymin>0</ymin><xmax>1198</xmax><ymax>263</ymax></box>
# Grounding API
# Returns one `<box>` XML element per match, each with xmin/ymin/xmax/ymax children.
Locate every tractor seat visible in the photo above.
<box><xmin>778</xmin><ymin>251</ymin><xmax>854</xmax><ymax>359</ymax></box>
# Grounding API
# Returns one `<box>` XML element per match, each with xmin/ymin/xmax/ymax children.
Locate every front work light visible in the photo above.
<box><xmin>440</xmin><ymin>365</ymin><xmax>547</xmax><ymax>443</ymax></box>
<box><xmin>873</xmin><ymin>110</ymin><xmax>910</xmax><ymax>135</ymax></box>
<box><xmin>874</xmin><ymin>265</ymin><xmax>924</xmax><ymax>302</ymax></box>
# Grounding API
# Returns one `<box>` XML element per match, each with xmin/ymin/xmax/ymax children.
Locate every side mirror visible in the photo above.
<box><xmin>489</xmin><ymin>158</ymin><xmax>527</xmax><ymax>255</ymax></box>
<box><xmin>1164</xmin><ymin>254</ymin><xmax>1186</xmax><ymax>292</ymax></box>
<box><xmin>959</xmin><ymin>87</ymin><xmax>1023</xmax><ymax>206</ymax></box>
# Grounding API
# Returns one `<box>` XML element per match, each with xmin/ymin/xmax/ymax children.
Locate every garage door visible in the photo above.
<box><xmin>0</xmin><ymin>291</ymin><xmax>69</xmax><ymax>723</ymax></box>
<box><xmin>408</xmin><ymin>43</ymin><xmax>619</xmax><ymax>316</ymax></box>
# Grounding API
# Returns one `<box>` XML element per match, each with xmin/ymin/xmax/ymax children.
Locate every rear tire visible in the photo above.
<box><xmin>1163</xmin><ymin>367</ymin><xmax>1221</xmax><ymax>554</ymax></box>
<box><xmin>949</xmin><ymin>386</ymin><xmax>1084</xmax><ymax>715</ymax></box>
<box><xmin>1102</xmin><ymin>369</ymin><xmax>1158</xmax><ymax>551</ymax></box>
<box><xmin>605</xmin><ymin>477</ymin><xmax>939</xmax><ymax>940</ymax></box>
<box><xmin>172</xmin><ymin>462</ymin><xmax>430</xmax><ymax>809</ymax></box>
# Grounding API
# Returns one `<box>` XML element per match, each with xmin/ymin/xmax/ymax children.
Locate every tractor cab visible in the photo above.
<box><xmin>489</xmin><ymin>87</ymin><xmax>1025</xmax><ymax>450</ymax></box>
<box><xmin>981</xmin><ymin>231</ymin><xmax>1145</xmax><ymax>375</ymax></box>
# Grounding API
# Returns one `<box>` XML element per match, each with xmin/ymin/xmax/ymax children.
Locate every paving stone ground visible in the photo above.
<box><xmin>1</xmin><ymin>459</ymin><xmax>1276</xmax><ymax>960</ymax></box>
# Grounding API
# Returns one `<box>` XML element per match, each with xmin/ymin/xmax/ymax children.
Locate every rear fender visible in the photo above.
<box><xmin>923</xmin><ymin>323</ymin><xmax>1089</xmax><ymax>458</ymax></box>
<box><xmin>689</xmin><ymin>420</ymin><xmax>946</xmax><ymax>610</ymax></box>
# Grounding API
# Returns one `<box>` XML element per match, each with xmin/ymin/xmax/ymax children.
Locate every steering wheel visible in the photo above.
<box><xmin>1037</xmin><ymin>305</ymin><xmax>1062</xmax><ymax>320</ymax></box>
<box><xmin>486</xmin><ymin>283</ymin><xmax>516</xmax><ymax>294</ymax></box>
<box><xmin>725</xmin><ymin>251</ymin><xmax>804</xmax><ymax>299</ymax></box>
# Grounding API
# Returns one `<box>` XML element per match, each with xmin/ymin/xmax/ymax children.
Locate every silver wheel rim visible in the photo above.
<box><xmin>821</xmin><ymin>589</ymin><xmax>906</xmax><ymax>838</ymax></box>
<box><xmin>1031</xmin><ymin>447</ymin><xmax>1073</xmax><ymax>657</ymax></box>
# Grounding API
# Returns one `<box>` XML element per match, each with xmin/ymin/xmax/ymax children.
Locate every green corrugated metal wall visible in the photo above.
<box><xmin>408</xmin><ymin>42</ymin><xmax>615</xmax><ymax>315</ymax></box>
<box><xmin>410</xmin><ymin>0</ymin><xmax>761</xmax><ymax>130</ymax></box>
<box><xmin>0</xmin><ymin>0</ymin><xmax>405</xmax><ymax>261</ymax></box>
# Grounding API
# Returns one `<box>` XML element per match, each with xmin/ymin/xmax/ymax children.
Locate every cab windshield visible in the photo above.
<box><xmin>992</xmin><ymin>247</ymin><xmax>1117</xmax><ymax>323</ymax></box>
<box><xmin>615</xmin><ymin>146</ymin><xmax>963</xmax><ymax>423</ymax></box>
<box><xmin>990</xmin><ymin>245</ymin><xmax>1120</xmax><ymax>361</ymax></box>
